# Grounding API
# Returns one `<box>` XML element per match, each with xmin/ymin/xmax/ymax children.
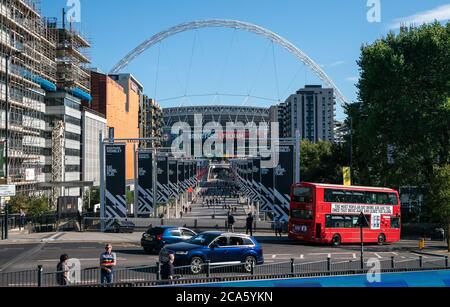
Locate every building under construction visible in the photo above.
<box><xmin>0</xmin><ymin>0</ymin><xmax>56</xmax><ymax>194</ymax></box>
<box><xmin>0</xmin><ymin>0</ymin><xmax>91</xmax><ymax>200</ymax></box>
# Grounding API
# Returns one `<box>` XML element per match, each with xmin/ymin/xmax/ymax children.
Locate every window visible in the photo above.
<box><xmin>325</xmin><ymin>215</ymin><xmax>370</xmax><ymax>228</ymax></box>
<box><xmin>170</xmin><ymin>230</ymin><xmax>181</xmax><ymax>237</ymax></box>
<box><xmin>229</xmin><ymin>237</ymin><xmax>244</xmax><ymax>246</ymax></box>
<box><xmin>292</xmin><ymin>187</ymin><xmax>312</xmax><ymax>203</ymax></box>
<box><xmin>325</xmin><ymin>189</ymin><xmax>398</xmax><ymax>205</ymax></box>
<box><xmin>214</xmin><ymin>237</ymin><xmax>227</xmax><ymax>247</ymax></box>
<box><xmin>291</xmin><ymin>209</ymin><xmax>313</xmax><ymax>220</ymax></box>
<box><xmin>181</xmin><ymin>229</ymin><xmax>195</xmax><ymax>238</ymax></box>
<box><xmin>391</xmin><ymin>217</ymin><xmax>400</xmax><ymax>229</ymax></box>
<box><xmin>242</xmin><ymin>237</ymin><xmax>254</xmax><ymax>245</ymax></box>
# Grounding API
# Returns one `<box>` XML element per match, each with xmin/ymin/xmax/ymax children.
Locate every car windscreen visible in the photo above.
<box><xmin>146</xmin><ymin>227</ymin><xmax>167</xmax><ymax>235</ymax></box>
<box><xmin>188</xmin><ymin>233</ymin><xmax>218</xmax><ymax>245</ymax></box>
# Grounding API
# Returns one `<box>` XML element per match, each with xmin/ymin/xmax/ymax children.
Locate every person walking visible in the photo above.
<box><xmin>19</xmin><ymin>209</ymin><xmax>26</xmax><ymax>230</ymax></box>
<box><xmin>100</xmin><ymin>244</ymin><xmax>117</xmax><ymax>285</ymax></box>
<box><xmin>56</xmin><ymin>254</ymin><xmax>70</xmax><ymax>286</ymax></box>
<box><xmin>161</xmin><ymin>253</ymin><xmax>175</xmax><ymax>281</ymax></box>
<box><xmin>227</xmin><ymin>212</ymin><xmax>235</xmax><ymax>233</ymax></box>
<box><xmin>246</xmin><ymin>213</ymin><xmax>254</xmax><ymax>236</ymax></box>
<box><xmin>274</xmin><ymin>218</ymin><xmax>283</xmax><ymax>237</ymax></box>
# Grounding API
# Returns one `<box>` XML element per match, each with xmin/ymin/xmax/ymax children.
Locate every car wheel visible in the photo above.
<box><xmin>190</xmin><ymin>257</ymin><xmax>204</xmax><ymax>275</ymax></box>
<box><xmin>332</xmin><ymin>235</ymin><xmax>341</xmax><ymax>247</ymax></box>
<box><xmin>377</xmin><ymin>234</ymin><xmax>386</xmax><ymax>245</ymax></box>
<box><xmin>243</xmin><ymin>256</ymin><xmax>256</xmax><ymax>273</ymax></box>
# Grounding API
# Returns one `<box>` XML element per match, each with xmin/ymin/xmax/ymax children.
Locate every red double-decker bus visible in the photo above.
<box><xmin>288</xmin><ymin>182</ymin><xmax>401</xmax><ymax>245</ymax></box>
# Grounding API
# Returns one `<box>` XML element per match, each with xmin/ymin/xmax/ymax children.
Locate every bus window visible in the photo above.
<box><xmin>326</xmin><ymin>215</ymin><xmax>371</xmax><ymax>228</ymax></box>
<box><xmin>388</xmin><ymin>193</ymin><xmax>398</xmax><ymax>205</ymax></box>
<box><xmin>352</xmin><ymin>191</ymin><xmax>365</xmax><ymax>204</ymax></box>
<box><xmin>291</xmin><ymin>209</ymin><xmax>313</xmax><ymax>220</ymax></box>
<box><xmin>391</xmin><ymin>217</ymin><xmax>401</xmax><ymax>228</ymax></box>
<box><xmin>365</xmin><ymin>192</ymin><xmax>378</xmax><ymax>204</ymax></box>
<box><xmin>292</xmin><ymin>187</ymin><xmax>312</xmax><ymax>203</ymax></box>
<box><xmin>376</xmin><ymin>193</ymin><xmax>389</xmax><ymax>204</ymax></box>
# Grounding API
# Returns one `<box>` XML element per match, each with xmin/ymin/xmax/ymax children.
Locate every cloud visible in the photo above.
<box><xmin>345</xmin><ymin>76</ymin><xmax>359</xmax><ymax>83</ymax></box>
<box><xmin>321</xmin><ymin>61</ymin><xmax>345</xmax><ymax>68</ymax></box>
<box><xmin>389</xmin><ymin>4</ymin><xmax>450</xmax><ymax>29</ymax></box>
<box><xmin>329</xmin><ymin>61</ymin><xmax>345</xmax><ymax>67</ymax></box>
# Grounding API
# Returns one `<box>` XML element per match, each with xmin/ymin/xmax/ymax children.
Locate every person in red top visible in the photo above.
<box><xmin>100</xmin><ymin>244</ymin><xmax>116</xmax><ymax>284</ymax></box>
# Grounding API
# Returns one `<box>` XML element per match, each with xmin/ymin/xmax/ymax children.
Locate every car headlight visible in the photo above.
<box><xmin>175</xmin><ymin>251</ymin><xmax>189</xmax><ymax>255</ymax></box>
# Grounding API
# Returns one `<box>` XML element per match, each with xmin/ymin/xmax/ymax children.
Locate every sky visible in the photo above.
<box><xmin>41</xmin><ymin>0</ymin><xmax>450</xmax><ymax>120</ymax></box>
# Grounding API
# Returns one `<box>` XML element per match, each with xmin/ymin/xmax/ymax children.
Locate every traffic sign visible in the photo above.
<box><xmin>0</xmin><ymin>185</ymin><xmax>16</xmax><ymax>197</ymax></box>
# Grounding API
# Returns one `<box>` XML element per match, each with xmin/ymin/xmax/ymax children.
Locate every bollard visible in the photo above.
<box><xmin>327</xmin><ymin>257</ymin><xmax>331</xmax><ymax>272</ymax></box>
<box><xmin>445</xmin><ymin>256</ymin><xmax>449</xmax><ymax>268</ymax></box>
<box><xmin>37</xmin><ymin>265</ymin><xmax>43</xmax><ymax>287</ymax></box>
<box><xmin>206</xmin><ymin>260</ymin><xmax>211</xmax><ymax>278</ymax></box>
<box><xmin>290</xmin><ymin>258</ymin><xmax>295</xmax><ymax>275</ymax></box>
<box><xmin>419</xmin><ymin>256</ymin><xmax>423</xmax><ymax>268</ymax></box>
<box><xmin>156</xmin><ymin>262</ymin><xmax>161</xmax><ymax>280</ymax></box>
<box><xmin>391</xmin><ymin>256</ymin><xmax>395</xmax><ymax>269</ymax></box>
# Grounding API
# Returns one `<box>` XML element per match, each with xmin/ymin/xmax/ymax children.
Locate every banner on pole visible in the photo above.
<box><xmin>156</xmin><ymin>154</ymin><xmax>169</xmax><ymax>204</ymax></box>
<box><xmin>343</xmin><ymin>167</ymin><xmax>351</xmax><ymax>186</ymax></box>
<box><xmin>137</xmin><ymin>150</ymin><xmax>153</xmax><ymax>216</ymax></box>
<box><xmin>273</xmin><ymin>144</ymin><xmax>294</xmax><ymax>221</ymax></box>
<box><xmin>105</xmin><ymin>144</ymin><xmax>127</xmax><ymax>220</ymax></box>
<box><xmin>168</xmin><ymin>159</ymin><xmax>179</xmax><ymax>198</ymax></box>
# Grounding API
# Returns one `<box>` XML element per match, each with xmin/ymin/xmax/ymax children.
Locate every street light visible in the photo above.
<box><xmin>358</xmin><ymin>212</ymin><xmax>369</xmax><ymax>270</ymax></box>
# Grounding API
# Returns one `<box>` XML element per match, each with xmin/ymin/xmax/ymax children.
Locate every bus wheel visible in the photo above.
<box><xmin>377</xmin><ymin>234</ymin><xmax>386</xmax><ymax>245</ymax></box>
<box><xmin>332</xmin><ymin>235</ymin><xmax>341</xmax><ymax>247</ymax></box>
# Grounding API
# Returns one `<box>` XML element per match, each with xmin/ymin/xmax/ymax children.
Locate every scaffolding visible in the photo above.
<box><xmin>51</xmin><ymin>120</ymin><xmax>64</xmax><ymax>208</ymax></box>
<box><xmin>0</xmin><ymin>0</ymin><xmax>56</xmax><ymax>194</ymax></box>
<box><xmin>47</xmin><ymin>11</ymin><xmax>91</xmax><ymax>94</ymax></box>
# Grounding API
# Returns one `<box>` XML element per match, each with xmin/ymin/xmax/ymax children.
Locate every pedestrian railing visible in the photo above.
<box><xmin>0</xmin><ymin>255</ymin><xmax>448</xmax><ymax>287</ymax></box>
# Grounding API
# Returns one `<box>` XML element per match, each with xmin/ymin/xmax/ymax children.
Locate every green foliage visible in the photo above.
<box><xmin>126</xmin><ymin>189</ymin><xmax>134</xmax><ymax>205</ymax></box>
<box><xmin>8</xmin><ymin>194</ymin><xmax>51</xmax><ymax>216</ymax></box>
<box><xmin>350</xmin><ymin>22</ymin><xmax>450</xmax><ymax>223</ymax></box>
<box><xmin>426</xmin><ymin>165</ymin><xmax>450</xmax><ymax>225</ymax></box>
<box><xmin>300</xmin><ymin>140</ymin><xmax>347</xmax><ymax>184</ymax></box>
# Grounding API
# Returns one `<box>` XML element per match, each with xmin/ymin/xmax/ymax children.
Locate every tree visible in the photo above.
<box><xmin>83</xmin><ymin>187</ymin><xmax>100</xmax><ymax>211</ymax></box>
<box><xmin>350</xmin><ymin>22</ymin><xmax>450</xmax><ymax>222</ymax></box>
<box><xmin>9</xmin><ymin>195</ymin><xmax>51</xmax><ymax>216</ymax></box>
<box><xmin>300</xmin><ymin>140</ymin><xmax>347</xmax><ymax>184</ymax></box>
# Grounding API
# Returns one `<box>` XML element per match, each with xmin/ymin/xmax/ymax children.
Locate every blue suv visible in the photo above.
<box><xmin>159</xmin><ymin>231</ymin><xmax>264</xmax><ymax>274</ymax></box>
<box><xmin>141</xmin><ymin>226</ymin><xmax>197</xmax><ymax>254</ymax></box>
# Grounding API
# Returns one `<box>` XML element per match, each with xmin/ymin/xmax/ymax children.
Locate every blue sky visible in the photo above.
<box><xmin>42</xmin><ymin>0</ymin><xmax>450</xmax><ymax>120</ymax></box>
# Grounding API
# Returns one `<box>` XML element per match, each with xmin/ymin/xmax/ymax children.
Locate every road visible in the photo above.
<box><xmin>0</xmin><ymin>237</ymin><xmax>443</xmax><ymax>273</ymax></box>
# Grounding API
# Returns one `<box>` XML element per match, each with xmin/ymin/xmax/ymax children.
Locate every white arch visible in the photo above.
<box><xmin>110</xmin><ymin>19</ymin><xmax>348</xmax><ymax>105</ymax></box>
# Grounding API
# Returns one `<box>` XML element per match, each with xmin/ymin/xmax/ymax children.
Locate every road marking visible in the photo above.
<box><xmin>353</xmin><ymin>253</ymin><xmax>357</xmax><ymax>259</ymax></box>
<box><xmin>0</xmin><ymin>243</ymin><xmax>47</xmax><ymax>272</ymax></box>
<box><xmin>38</xmin><ymin>258</ymin><xmax>128</xmax><ymax>262</ymax></box>
<box><xmin>374</xmin><ymin>253</ymin><xmax>382</xmax><ymax>259</ymax></box>
<box><xmin>271</xmin><ymin>255</ymin><xmax>277</xmax><ymax>259</ymax></box>
<box><xmin>300</xmin><ymin>254</ymin><xmax>304</xmax><ymax>259</ymax></box>
<box><xmin>392</xmin><ymin>252</ymin><xmax>399</xmax><ymax>256</ymax></box>
<box><xmin>41</xmin><ymin>233</ymin><xmax>64</xmax><ymax>242</ymax></box>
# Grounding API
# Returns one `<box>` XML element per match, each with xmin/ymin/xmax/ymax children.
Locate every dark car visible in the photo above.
<box><xmin>141</xmin><ymin>226</ymin><xmax>196</xmax><ymax>254</ymax></box>
<box><xmin>159</xmin><ymin>231</ymin><xmax>264</xmax><ymax>274</ymax></box>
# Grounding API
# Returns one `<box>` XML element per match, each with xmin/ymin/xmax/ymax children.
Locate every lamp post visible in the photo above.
<box><xmin>359</xmin><ymin>212</ymin><xmax>369</xmax><ymax>270</ymax></box>
<box><xmin>349</xmin><ymin>117</ymin><xmax>353</xmax><ymax>185</ymax></box>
